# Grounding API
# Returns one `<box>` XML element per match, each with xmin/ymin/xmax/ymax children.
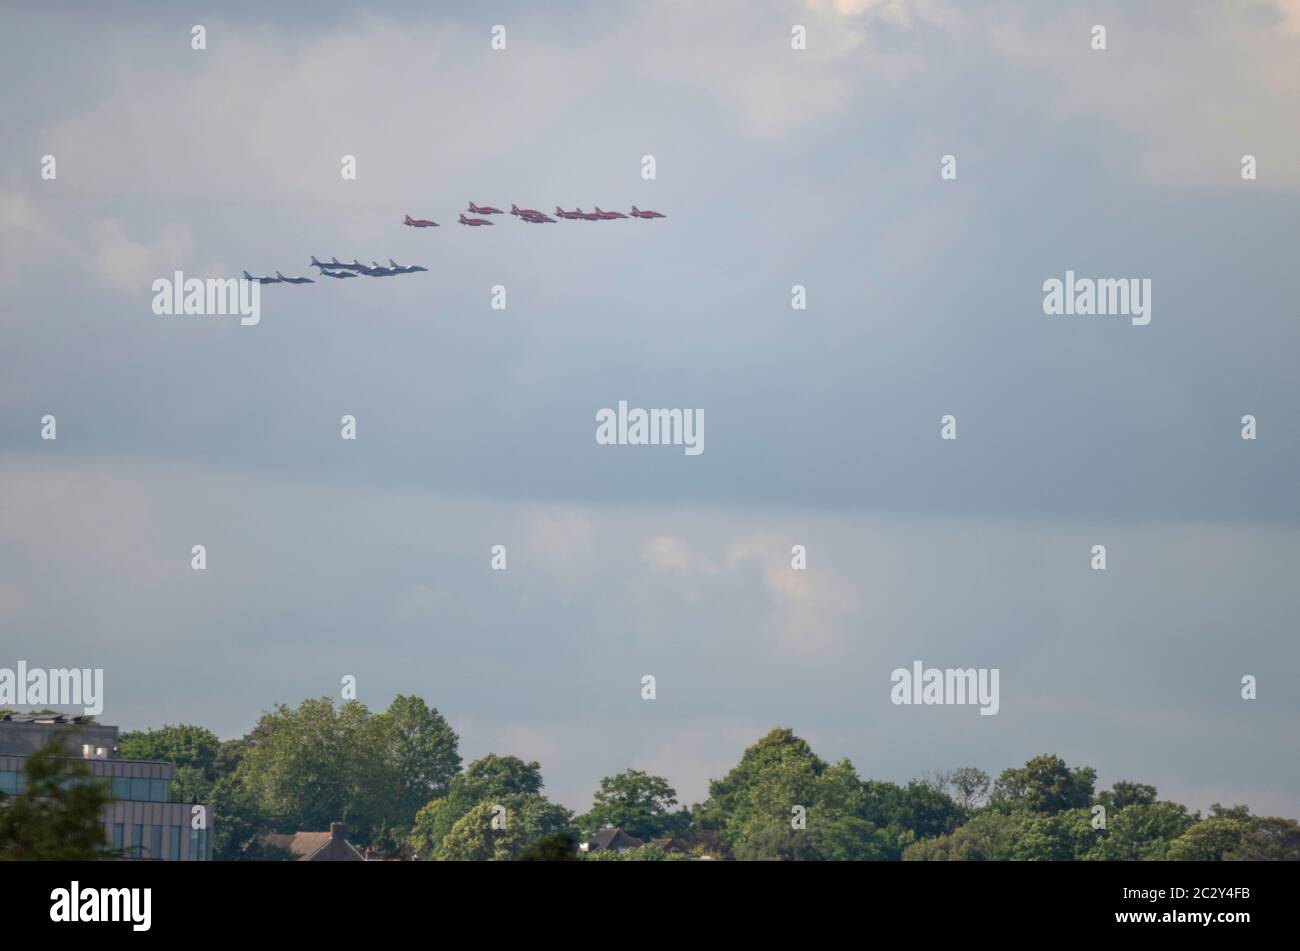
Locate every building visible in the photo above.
<box><xmin>260</xmin><ymin>822</ymin><xmax>365</xmax><ymax>861</ymax></box>
<box><xmin>651</xmin><ymin>830</ymin><xmax>725</xmax><ymax>858</ymax></box>
<box><xmin>580</xmin><ymin>827</ymin><xmax>645</xmax><ymax>854</ymax></box>
<box><xmin>0</xmin><ymin>713</ymin><xmax>212</xmax><ymax>861</ymax></box>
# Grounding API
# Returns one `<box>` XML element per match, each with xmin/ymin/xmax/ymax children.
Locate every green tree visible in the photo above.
<box><xmin>441</xmin><ymin>801</ymin><xmax>523</xmax><ymax>860</ymax></box>
<box><xmin>1168</xmin><ymin>817</ymin><xmax>1250</xmax><ymax>861</ymax></box>
<box><xmin>903</xmin><ymin>807</ymin><xmax>1112</xmax><ymax>862</ymax></box>
<box><xmin>237</xmin><ymin>697</ymin><xmax>390</xmax><ymax>843</ymax></box>
<box><xmin>699</xmin><ymin>728</ymin><xmax>826</xmax><ymax>850</ymax></box>
<box><xmin>992</xmin><ymin>754</ymin><xmax>1096</xmax><ymax>814</ymax></box>
<box><xmin>0</xmin><ymin>737</ymin><xmax>112</xmax><ymax>860</ymax></box>
<box><xmin>118</xmin><ymin>724</ymin><xmax>220</xmax><ymax>777</ymax></box>
<box><xmin>700</xmin><ymin>729</ymin><xmax>954</xmax><ymax>860</ymax></box>
<box><xmin>518</xmin><ymin>831</ymin><xmax>579</xmax><ymax>861</ymax></box>
<box><xmin>578</xmin><ymin>769</ymin><xmax>688</xmax><ymax>840</ymax></box>
<box><xmin>904</xmin><ymin>810</ymin><xmax>1041</xmax><ymax>861</ymax></box>
<box><xmin>1006</xmin><ymin>809</ymin><xmax>1095</xmax><ymax>860</ymax></box>
<box><xmin>1094</xmin><ymin>781</ymin><xmax>1157</xmax><ymax>813</ymax></box>
<box><xmin>1209</xmin><ymin>802</ymin><xmax>1251</xmax><ymax>821</ymax></box>
<box><xmin>949</xmin><ymin>767</ymin><xmax>992</xmax><ymax>813</ymax></box>
<box><xmin>208</xmin><ymin>771</ymin><xmax>281</xmax><ymax>860</ymax></box>
<box><xmin>1225</xmin><ymin>816</ymin><xmax>1300</xmax><ymax>860</ymax></box>
<box><xmin>375</xmin><ymin>694</ymin><xmax>460</xmax><ymax>831</ymax></box>
<box><xmin>583</xmin><ymin>842</ymin><xmax>693</xmax><ymax>861</ymax></box>
<box><xmin>1086</xmin><ymin>801</ymin><xmax>1193</xmax><ymax>861</ymax></box>
<box><xmin>408</xmin><ymin>755</ymin><xmax>571</xmax><ymax>860</ymax></box>
<box><xmin>439</xmin><ymin>796</ymin><xmax>572</xmax><ymax>860</ymax></box>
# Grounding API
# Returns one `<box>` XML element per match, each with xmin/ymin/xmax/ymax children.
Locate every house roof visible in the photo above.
<box><xmin>261</xmin><ymin>828</ymin><xmax>364</xmax><ymax>862</ymax></box>
<box><xmin>586</xmin><ymin>827</ymin><xmax>645</xmax><ymax>851</ymax></box>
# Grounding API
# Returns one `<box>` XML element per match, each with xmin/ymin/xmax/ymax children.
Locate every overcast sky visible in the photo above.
<box><xmin>2</xmin><ymin>0</ymin><xmax>1298</xmax><ymax>816</ymax></box>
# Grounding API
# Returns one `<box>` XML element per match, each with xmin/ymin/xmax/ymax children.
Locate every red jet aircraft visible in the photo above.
<box><xmin>468</xmin><ymin>202</ymin><xmax>503</xmax><ymax>215</ymax></box>
<box><xmin>458</xmin><ymin>213</ymin><xmax>494</xmax><ymax>226</ymax></box>
<box><xmin>630</xmin><ymin>206</ymin><xmax>666</xmax><ymax>219</ymax></box>
<box><xmin>404</xmin><ymin>214</ymin><xmax>439</xmax><ymax>227</ymax></box>
<box><xmin>593</xmin><ymin>206</ymin><xmax>628</xmax><ymax>219</ymax></box>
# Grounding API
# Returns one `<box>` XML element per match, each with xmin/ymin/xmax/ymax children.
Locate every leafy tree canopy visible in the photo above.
<box><xmin>992</xmin><ymin>754</ymin><xmax>1096</xmax><ymax>815</ymax></box>
<box><xmin>0</xmin><ymin>737</ymin><xmax>112</xmax><ymax>860</ymax></box>
<box><xmin>578</xmin><ymin>769</ymin><xmax>689</xmax><ymax>840</ymax></box>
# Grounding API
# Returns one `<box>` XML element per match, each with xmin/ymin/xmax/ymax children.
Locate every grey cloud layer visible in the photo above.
<box><xmin>2</xmin><ymin>0</ymin><xmax>1297</xmax><ymax>814</ymax></box>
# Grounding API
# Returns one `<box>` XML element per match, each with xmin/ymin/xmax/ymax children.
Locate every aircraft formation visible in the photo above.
<box><xmin>242</xmin><ymin>258</ymin><xmax>429</xmax><ymax>284</ymax></box>
<box><xmin>309</xmin><ymin>257</ymin><xmax>428</xmax><ymax>278</ymax></box>
<box><xmin>242</xmin><ymin>269</ymin><xmax>319</xmax><ymax>285</ymax></box>
<box><xmin>243</xmin><ymin>200</ymin><xmax>665</xmax><ymax>285</ymax></box>
<box><xmin>411</xmin><ymin>201</ymin><xmax>667</xmax><ymax>227</ymax></box>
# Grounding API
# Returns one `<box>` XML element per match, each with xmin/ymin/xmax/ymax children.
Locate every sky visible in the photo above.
<box><xmin>1</xmin><ymin>0</ymin><xmax>1298</xmax><ymax>816</ymax></box>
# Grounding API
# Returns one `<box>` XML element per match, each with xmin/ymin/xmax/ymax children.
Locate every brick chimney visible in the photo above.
<box><xmin>330</xmin><ymin>822</ymin><xmax>346</xmax><ymax>844</ymax></box>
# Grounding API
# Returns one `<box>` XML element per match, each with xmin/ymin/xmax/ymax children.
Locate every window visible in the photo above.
<box><xmin>112</xmin><ymin>777</ymin><xmax>130</xmax><ymax>800</ymax></box>
<box><xmin>151</xmin><ymin>825</ymin><xmax>162</xmax><ymax>860</ymax></box>
<box><xmin>170</xmin><ymin>826</ymin><xmax>181</xmax><ymax>861</ymax></box>
<box><xmin>150</xmin><ymin>778</ymin><xmax>169</xmax><ymax>802</ymax></box>
<box><xmin>130</xmin><ymin>777</ymin><xmax>151</xmax><ymax>801</ymax></box>
<box><xmin>112</xmin><ymin>823</ymin><xmax>124</xmax><ymax>853</ymax></box>
<box><xmin>188</xmin><ymin>827</ymin><xmax>208</xmax><ymax>861</ymax></box>
<box><xmin>132</xmin><ymin>824</ymin><xmax>143</xmax><ymax>858</ymax></box>
<box><xmin>0</xmin><ymin>770</ymin><xmax>17</xmax><ymax>795</ymax></box>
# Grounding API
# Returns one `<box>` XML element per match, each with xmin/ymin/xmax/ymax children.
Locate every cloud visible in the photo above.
<box><xmin>0</xmin><ymin>178</ymin><xmax>76</xmax><ymax>287</ymax></box>
<box><xmin>87</xmin><ymin>219</ymin><xmax>194</xmax><ymax>293</ymax></box>
<box><xmin>642</xmin><ymin>535</ymin><xmax>719</xmax><ymax>576</ymax></box>
<box><xmin>1274</xmin><ymin>0</ymin><xmax>1300</xmax><ymax>31</ymax></box>
<box><xmin>0</xmin><ymin>179</ymin><xmax>204</xmax><ymax>295</ymax></box>
<box><xmin>528</xmin><ymin>509</ymin><xmax>594</xmax><ymax>563</ymax></box>
<box><xmin>0</xmin><ymin>454</ymin><xmax>1297</xmax><ymax>815</ymax></box>
<box><xmin>725</xmin><ymin>533</ymin><xmax>860</xmax><ymax>658</ymax></box>
<box><xmin>642</xmin><ymin>531</ymin><xmax>858</xmax><ymax>657</ymax></box>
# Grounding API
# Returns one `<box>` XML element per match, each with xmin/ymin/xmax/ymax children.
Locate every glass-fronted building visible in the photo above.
<box><xmin>0</xmin><ymin>715</ymin><xmax>211</xmax><ymax>861</ymax></box>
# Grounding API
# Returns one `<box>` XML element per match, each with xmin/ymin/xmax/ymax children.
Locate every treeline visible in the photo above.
<box><xmin>18</xmin><ymin>695</ymin><xmax>1297</xmax><ymax>860</ymax></box>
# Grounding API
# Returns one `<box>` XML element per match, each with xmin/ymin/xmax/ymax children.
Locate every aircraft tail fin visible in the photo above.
<box><xmin>276</xmin><ymin>271</ymin><xmax>285</xmax><ymax>279</ymax></box>
<box><xmin>242</xmin><ymin>270</ymin><xmax>252</xmax><ymax>280</ymax></box>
